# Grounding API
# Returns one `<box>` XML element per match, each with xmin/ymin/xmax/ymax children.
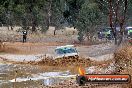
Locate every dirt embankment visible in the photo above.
<box><xmin>114</xmin><ymin>45</ymin><xmax>132</xmax><ymax>73</ymax></box>
<box><xmin>49</xmin><ymin>45</ymin><xmax>132</xmax><ymax>88</ymax></box>
<box><xmin>0</xmin><ymin>44</ymin><xmax>131</xmax><ymax>88</ymax></box>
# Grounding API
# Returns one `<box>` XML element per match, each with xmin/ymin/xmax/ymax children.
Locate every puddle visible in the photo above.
<box><xmin>0</xmin><ymin>62</ymin><xmax>76</xmax><ymax>87</ymax></box>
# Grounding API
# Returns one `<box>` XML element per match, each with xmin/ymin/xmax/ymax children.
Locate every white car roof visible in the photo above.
<box><xmin>55</xmin><ymin>45</ymin><xmax>75</xmax><ymax>49</ymax></box>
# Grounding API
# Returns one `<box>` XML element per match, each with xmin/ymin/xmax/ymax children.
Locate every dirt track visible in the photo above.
<box><xmin>0</xmin><ymin>29</ymin><xmax>120</xmax><ymax>88</ymax></box>
<box><xmin>0</xmin><ymin>42</ymin><xmax>115</xmax><ymax>62</ymax></box>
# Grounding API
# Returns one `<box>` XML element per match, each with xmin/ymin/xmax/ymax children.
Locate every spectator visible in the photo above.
<box><xmin>22</xmin><ymin>30</ymin><xmax>27</xmax><ymax>43</ymax></box>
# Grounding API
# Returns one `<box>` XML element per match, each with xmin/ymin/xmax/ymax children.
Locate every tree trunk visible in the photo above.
<box><xmin>7</xmin><ymin>25</ymin><xmax>10</xmax><ymax>30</ymax></box>
<box><xmin>11</xmin><ymin>26</ymin><xmax>13</xmax><ymax>30</ymax></box>
<box><xmin>32</xmin><ymin>19</ymin><xmax>37</xmax><ymax>32</ymax></box>
<box><xmin>46</xmin><ymin>17</ymin><xmax>49</xmax><ymax>31</ymax></box>
<box><xmin>113</xmin><ymin>32</ymin><xmax>118</xmax><ymax>45</ymax></box>
<box><xmin>47</xmin><ymin>0</ymin><xmax>52</xmax><ymax>32</ymax></box>
<box><xmin>54</xmin><ymin>27</ymin><xmax>57</xmax><ymax>35</ymax></box>
<box><xmin>115</xmin><ymin>36</ymin><xmax>118</xmax><ymax>45</ymax></box>
<box><xmin>118</xmin><ymin>27</ymin><xmax>124</xmax><ymax>45</ymax></box>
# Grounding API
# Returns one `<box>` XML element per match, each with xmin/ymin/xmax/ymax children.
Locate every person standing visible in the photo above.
<box><xmin>22</xmin><ymin>30</ymin><xmax>27</xmax><ymax>43</ymax></box>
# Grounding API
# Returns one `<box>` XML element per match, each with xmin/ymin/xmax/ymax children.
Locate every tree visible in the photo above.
<box><xmin>66</xmin><ymin>0</ymin><xmax>85</xmax><ymax>27</ymax></box>
<box><xmin>0</xmin><ymin>4</ymin><xmax>6</xmax><ymax>25</ymax></box>
<box><xmin>0</xmin><ymin>0</ymin><xmax>15</xmax><ymax>30</ymax></box>
<box><xmin>75</xmin><ymin>0</ymin><xmax>103</xmax><ymax>42</ymax></box>
<box><xmin>50</xmin><ymin>0</ymin><xmax>64</xmax><ymax>35</ymax></box>
<box><xmin>127</xmin><ymin>0</ymin><xmax>132</xmax><ymax>25</ymax></box>
<box><xmin>96</xmin><ymin>0</ymin><xmax>128</xmax><ymax>45</ymax></box>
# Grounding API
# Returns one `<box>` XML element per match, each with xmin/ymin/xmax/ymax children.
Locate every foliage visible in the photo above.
<box><xmin>95</xmin><ymin>0</ymin><xmax>129</xmax><ymax>45</ymax></box>
<box><xmin>0</xmin><ymin>0</ymin><xmax>131</xmax><ymax>42</ymax></box>
<box><xmin>75</xmin><ymin>0</ymin><xmax>103</xmax><ymax>42</ymax></box>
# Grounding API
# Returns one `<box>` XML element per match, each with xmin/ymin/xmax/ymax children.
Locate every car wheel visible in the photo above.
<box><xmin>75</xmin><ymin>55</ymin><xmax>79</xmax><ymax>59</ymax></box>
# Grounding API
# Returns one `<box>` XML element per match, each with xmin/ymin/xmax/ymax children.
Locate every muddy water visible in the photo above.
<box><xmin>0</xmin><ymin>62</ymin><xmax>75</xmax><ymax>88</ymax></box>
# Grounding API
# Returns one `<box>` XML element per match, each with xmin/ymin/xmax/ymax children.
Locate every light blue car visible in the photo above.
<box><xmin>55</xmin><ymin>45</ymin><xmax>79</xmax><ymax>59</ymax></box>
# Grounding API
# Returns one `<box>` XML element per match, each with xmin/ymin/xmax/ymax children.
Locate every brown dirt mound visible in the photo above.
<box><xmin>34</xmin><ymin>57</ymin><xmax>92</xmax><ymax>67</ymax></box>
<box><xmin>114</xmin><ymin>45</ymin><xmax>132</xmax><ymax>72</ymax></box>
<box><xmin>114</xmin><ymin>45</ymin><xmax>132</xmax><ymax>60</ymax></box>
<box><xmin>113</xmin><ymin>45</ymin><xmax>132</xmax><ymax>88</ymax></box>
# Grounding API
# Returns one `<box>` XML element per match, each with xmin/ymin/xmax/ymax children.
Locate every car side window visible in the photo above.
<box><xmin>55</xmin><ymin>49</ymin><xmax>64</xmax><ymax>55</ymax></box>
<box><xmin>55</xmin><ymin>47</ymin><xmax>77</xmax><ymax>55</ymax></box>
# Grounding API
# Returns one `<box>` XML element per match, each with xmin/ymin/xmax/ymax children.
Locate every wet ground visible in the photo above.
<box><xmin>0</xmin><ymin>42</ymin><xmax>116</xmax><ymax>61</ymax></box>
<box><xmin>0</xmin><ymin>42</ymin><xmax>117</xmax><ymax>88</ymax></box>
<box><xmin>0</xmin><ymin>61</ymin><xmax>76</xmax><ymax>88</ymax></box>
<box><xmin>0</xmin><ymin>58</ymin><xmax>115</xmax><ymax>88</ymax></box>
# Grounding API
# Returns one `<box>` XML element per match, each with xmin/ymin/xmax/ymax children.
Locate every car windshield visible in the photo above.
<box><xmin>55</xmin><ymin>47</ymin><xmax>77</xmax><ymax>55</ymax></box>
